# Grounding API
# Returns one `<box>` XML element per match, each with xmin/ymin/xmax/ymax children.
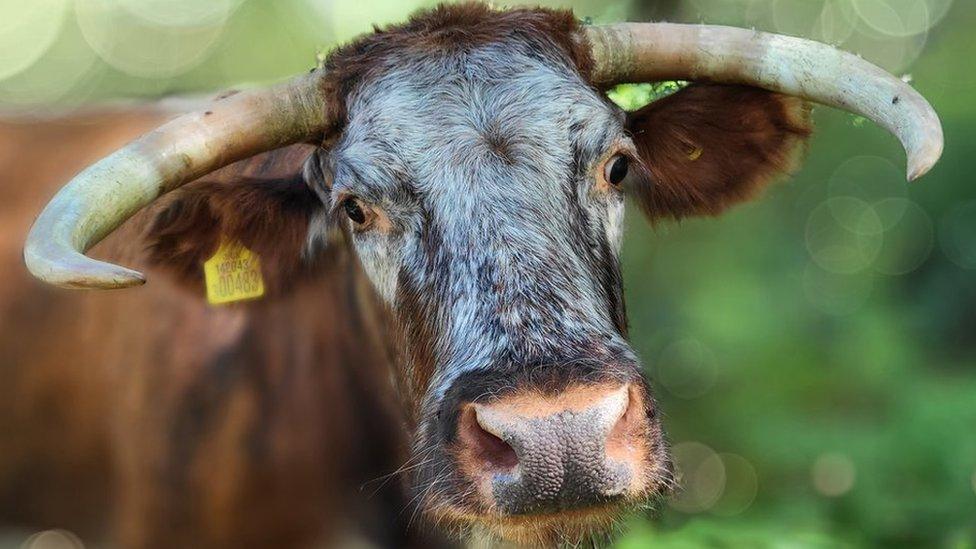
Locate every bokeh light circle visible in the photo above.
<box><xmin>21</xmin><ymin>529</ymin><xmax>85</xmax><ymax>549</ymax></box>
<box><xmin>711</xmin><ymin>453</ymin><xmax>759</xmax><ymax>516</ymax></box>
<box><xmin>655</xmin><ymin>337</ymin><xmax>718</xmax><ymax>399</ymax></box>
<box><xmin>871</xmin><ymin>198</ymin><xmax>934</xmax><ymax>275</ymax></box>
<box><xmin>771</xmin><ymin>0</ymin><xmax>858</xmax><ymax>44</ymax></box>
<box><xmin>0</xmin><ymin>17</ymin><xmax>101</xmax><ymax>107</ymax></box>
<box><xmin>75</xmin><ymin>0</ymin><xmax>227</xmax><ymax>78</ymax></box>
<box><xmin>842</xmin><ymin>14</ymin><xmax>929</xmax><ymax>72</ymax></box>
<box><xmin>939</xmin><ymin>201</ymin><xmax>976</xmax><ymax>270</ymax></box>
<box><xmin>117</xmin><ymin>0</ymin><xmax>242</xmax><ymax>28</ymax></box>
<box><xmin>806</xmin><ymin>197</ymin><xmax>884</xmax><ymax>274</ymax></box>
<box><xmin>828</xmin><ymin>155</ymin><xmax>907</xmax><ymax>220</ymax></box>
<box><xmin>816</xmin><ymin>0</ymin><xmax>860</xmax><ymax>43</ymax></box>
<box><xmin>669</xmin><ymin>441</ymin><xmax>726</xmax><ymax>513</ymax></box>
<box><xmin>811</xmin><ymin>452</ymin><xmax>857</xmax><ymax>497</ymax></box>
<box><xmin>853</xmin><ymin>0</ymin><xmax>953</xmax><ymax>37</ymax></box>
<box><xmin>0</xmin><ymin>0</ymin><xmax>70</xmax><ymax>80</ymax></box>
<box><xmin>802</xmin><ymin>262</ymin><xmax>874</xmax><ymax>316</ymax></box>
<box><xmin>305</xmin><ymin>0</ymin><xmax>432</xmax><ymax>44</ymax></box>
<box><xmin>771</xmin><ymin>0</ymin><xmax>831</xmax><ymax>38</ymax></box>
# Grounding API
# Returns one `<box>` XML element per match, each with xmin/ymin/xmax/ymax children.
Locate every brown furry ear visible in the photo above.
<box><xmin>626</xmin><ymin>83</ymin><xmax>812</xmax><ymax>220</ymax></box>
<box><xmin>145</xmin><ymin>144</ymin><xmax>335</xmax><ymax>297</ymax></box>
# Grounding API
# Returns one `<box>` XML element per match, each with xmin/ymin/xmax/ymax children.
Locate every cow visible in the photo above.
<box><xmin>9</xmin><ymin>3</ymin><xmax>942</xmax><ymax>548</ymax></box>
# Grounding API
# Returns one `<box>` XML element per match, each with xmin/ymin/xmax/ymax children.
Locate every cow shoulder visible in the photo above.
<box><xmin>625</xmin><ymin>83</ymin><xmax>813</xmax><ymax>220</ymax></box>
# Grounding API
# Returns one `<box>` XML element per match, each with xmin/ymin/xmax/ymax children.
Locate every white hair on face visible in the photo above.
<box><xmin>352</xmin><ymin>230</ymin><xmax>406</xmax><ymax>304</ymax></box>
<box><xmin>302</xmin><ymin>209</ymin><xmax>338</xmax><ymax>261</ymax></box>
<box><xmin>605</xmin><ymin>200</ymin><xmax>625</xmax><ymax>255</ymax></box>
<box><xmin>329</xmin><ymin>38</ymin><xmax>632</xmax><ymax>397</ymax></box>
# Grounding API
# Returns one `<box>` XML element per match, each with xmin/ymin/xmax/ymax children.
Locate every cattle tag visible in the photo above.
<box><xmin>203</xmin><ymin>240</ymin><xmax>265</xmax><ymax>305</ymax></box>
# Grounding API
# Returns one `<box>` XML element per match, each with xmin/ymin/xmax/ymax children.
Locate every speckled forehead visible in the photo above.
<box><xmin>333</xmin><ymin>43</ymin><xmax>623</xmax><ymax>187</ymax></box>
<box><xmin>323</xmin><ymin>38</ymin><xmax>632</xmax><ymax>401</ymax></box>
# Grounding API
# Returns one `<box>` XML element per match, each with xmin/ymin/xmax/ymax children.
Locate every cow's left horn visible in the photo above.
<box><xmin>584</xmin><ymin>23</ymin><xmax>943</xmax><ymax>181</ymax></box>
<box><xmin>24</xmin><ymin>72</ymin><xmax>330</xmax><ymax>289</ymax></box>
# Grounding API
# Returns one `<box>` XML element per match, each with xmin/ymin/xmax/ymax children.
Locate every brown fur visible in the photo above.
<box><xmin>626</xmin><ymin>83</ymin><xmax>813</xmax><ymax>220</ymax></box>
<box><xmin>145</xmin><ymin>145</ymin><xmax>330</xmax><ymax>297</ymax></box>
<box><xmin>391</xmin><ymin>272</ymin><xmax>443</xmax><ymax>422</ymax></box>
<box><xmin>0</xmin><ymin>113</ymin><xmax>429</xmax><ymax>548</ymax></box>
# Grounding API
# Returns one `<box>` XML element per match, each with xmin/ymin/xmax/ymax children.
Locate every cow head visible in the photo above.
<box><xmin>24</xmin><ymin>4</ymin><xmax>942</xmax><ymax>546</ymax></box>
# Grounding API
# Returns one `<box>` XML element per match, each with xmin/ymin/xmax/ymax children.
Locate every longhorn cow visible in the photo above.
<box><xmin>11</xmin><ymin>4</ymin><xmax>942</xmax><ymax>547</ymax></box>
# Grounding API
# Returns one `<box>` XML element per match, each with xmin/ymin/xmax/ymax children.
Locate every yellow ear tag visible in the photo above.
<box><xmin>203</xmin><ymin>240</ymin><xmax>265</xmax><ymax>305</ymax></box>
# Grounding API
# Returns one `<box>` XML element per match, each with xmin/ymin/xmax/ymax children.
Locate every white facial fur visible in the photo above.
<box><xmin>310</xmin><ymin>38</ymin><xmax>632</xmax><ymax>400</ymax></box>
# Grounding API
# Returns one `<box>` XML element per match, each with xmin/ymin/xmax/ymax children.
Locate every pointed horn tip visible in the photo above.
<box><xmin>65</xmin><ymin>270</ymin><xmax>147</xmax><ymax>290</ymax></box>
<box><xmin>907</xmin><ymin>138</ymin><xmax>944</xmax><ymax>182</ymax></box>
<box><xmin>24</xmin><ymin>250</ymin><xmax>147</xmax><ymax>290</ymax></box>
<box><xmin>41</xmin><ymin>268</ymin><xmax>146</xmax><ymax>290</ymax></box>
<box><xmin>908</xmin><ymin>162</ymin><xmax>932</xmax><ymax>182</ymax></box>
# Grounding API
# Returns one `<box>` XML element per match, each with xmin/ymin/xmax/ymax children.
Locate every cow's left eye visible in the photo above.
<box><xmin>342</xmin><ymin>197</ymin><xmax>367</xmax><ymax>225</ymax></box>
<box><xmin>604</xmin><ymin>154</ymin><xmax>629</xmax><ymax>186</ymax></box>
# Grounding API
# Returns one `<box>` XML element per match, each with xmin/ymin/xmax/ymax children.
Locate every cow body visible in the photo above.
<box><xmin>0</xmin><ymin>115</ymin><xmax>426</xmax><ymax>548</ymax></box>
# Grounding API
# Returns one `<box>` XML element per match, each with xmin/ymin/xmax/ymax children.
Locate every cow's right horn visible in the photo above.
<box><xmin>24</xmin><ymin>72</ymin><xmax>331</xmax><ymax>290</ymax></box>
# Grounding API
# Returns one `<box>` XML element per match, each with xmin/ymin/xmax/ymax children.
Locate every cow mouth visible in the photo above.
<box><xmin>421</xmin><ymin>482</ymin><xmax>673</xmax><ymax>547</ymax></box>
<box><xmin>435</xmin><ymin>505</ymin><xmax>625</xmax><ymax>545</ymax></box>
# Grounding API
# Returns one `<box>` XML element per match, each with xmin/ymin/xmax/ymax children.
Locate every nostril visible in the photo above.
<box><xmin>607</xmin><ymin>384</ymin><xmax>645</xmax><ymax>461</ymax></box>
<box><xmin>459</xmin><ymin>406</ymin><xmax>518</xmax><ymax>471</ymax></box>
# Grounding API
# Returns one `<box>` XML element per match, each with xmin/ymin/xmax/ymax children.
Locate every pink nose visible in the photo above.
<box><xmin>456</xmin><ymin>383</ymin><xmax>649</xmax><ymax>515</ymax></box>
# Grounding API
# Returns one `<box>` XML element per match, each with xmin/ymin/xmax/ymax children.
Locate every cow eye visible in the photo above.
<box><xmin>604</xmin><ymin>154</ymin><xmax>629</xmax><ymax>186</ymax></box>
<box><xmin>342</xmin><ymin>198</ymin><xmax>367</xmax><ymax>225</ymax></box>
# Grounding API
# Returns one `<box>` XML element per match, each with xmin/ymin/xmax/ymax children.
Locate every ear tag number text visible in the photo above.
<box><xmin>204</xmin><ymin>240</ymin><xmax>265</xmax><ymax>305</ymax></box>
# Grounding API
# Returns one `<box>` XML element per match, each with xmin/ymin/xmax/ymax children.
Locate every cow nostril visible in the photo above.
<box><xmin>607</xmin><ymin>385</ymin><xmax>644</xmax><ymax>462</ymax></box>
<box><xmin>459</xmin><ymin>406</ymin><xmax>518</xmax><ymax>471</ymax></box>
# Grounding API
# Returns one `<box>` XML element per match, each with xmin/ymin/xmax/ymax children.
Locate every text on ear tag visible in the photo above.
<box><xmin>204</xmin><ymin>240</ymin><xmax>265</xmax><ymax>305</ymax></box>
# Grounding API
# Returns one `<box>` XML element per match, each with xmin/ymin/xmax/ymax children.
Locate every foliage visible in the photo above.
<box><xmin>608</xmin><ymin>81</ymin><xmax>687</xmax><ymax>112</ymax></box>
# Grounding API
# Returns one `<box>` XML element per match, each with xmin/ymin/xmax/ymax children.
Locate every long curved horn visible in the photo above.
<box><xmin>24</xmin><ymin>72</ymin><xmax>329</xmax><ymax>290</ymax></box>
<box><xmin>584</xmin><ymin>23</ymin><xmax>943</xmax><ymax>181</ymax></box>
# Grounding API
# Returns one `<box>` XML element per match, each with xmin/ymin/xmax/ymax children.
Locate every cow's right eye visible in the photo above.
<box><xmin>342</xmin><ymin>198</ymin><xmax>367</xmax><ymax>225</ymax></box>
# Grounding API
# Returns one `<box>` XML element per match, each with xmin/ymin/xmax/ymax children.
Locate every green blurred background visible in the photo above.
<box><xmin>2</xmin><ymin>0</ymin><xmax>974</xmax><ymax>547</ymax></box>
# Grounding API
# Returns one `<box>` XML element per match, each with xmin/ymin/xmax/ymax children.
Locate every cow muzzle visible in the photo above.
<box><xmin>455</xmin><ymin>383</ymin><xmax>654</xmax><ymax>516</ymax></box>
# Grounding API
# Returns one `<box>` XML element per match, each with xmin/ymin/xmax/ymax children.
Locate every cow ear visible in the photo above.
<box><xmin>145</xmin><ymin>144</ymin><xmax>338</xmax><ymax>297</ymax></box>
<box><xmin>625</xmin><ymin>83</ymin><xmax>813</xmax><ymax>221</ymax></box>
<box><xmin>302</xmin><ymin>146</ymin><xmax>334</xmax><ymax>199</ymax></box>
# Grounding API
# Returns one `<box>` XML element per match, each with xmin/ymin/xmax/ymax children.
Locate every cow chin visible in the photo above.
<box><xmin>430</xmin><ymin>502</ymin><xmax>636</xmax><ymax>547</ymax></box>
<box><xmin>420</xmin><ymin>457</ymin><xmax>673</xmax><ymax>547</ymax></box>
